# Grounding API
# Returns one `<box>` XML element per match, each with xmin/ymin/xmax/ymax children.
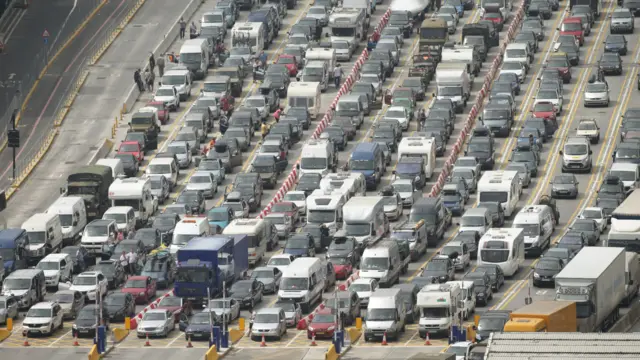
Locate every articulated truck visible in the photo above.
<box><xmin>554</xmin><ymin>247</ymin><xmax>625</xmax><ymax>332</ymax></box>
<box><xmin>503</xmin><ymin>300</ymin><xmax>577</xmax><ymax>332</ymax></box>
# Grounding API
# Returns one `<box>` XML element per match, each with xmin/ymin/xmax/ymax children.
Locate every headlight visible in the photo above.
<box><xmin>156</xmin><ymin>326</ymin><xmax>165</xmax><ymax>330</ymax></box>
<box><xmin>533</xmin><ymin>273</ymin><xmax>540</xmax><ymax>279</ymax></box>
<box><xmin>139</xmin><ymin>292</ymin><xmax>145</xmax><ymax>296</ymax></box>
<box><xmin>72</xmin><ymin>324</ymin><xmax>77</xmax><ymax>329</ymax></box>
<box><xmin>328</xmin><ymin>326</ymin><xmax>335</xmax><ymax>331</ymax></box>
<box><xmin>308</xmin><ymin>326</ymin><xmax>315</xmax><ymax>332</ymax></box>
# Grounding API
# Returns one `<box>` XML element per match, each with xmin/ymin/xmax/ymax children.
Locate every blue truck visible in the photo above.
<box><xmin>218</xmin><ymin>235</ymin><xmax>249</xmax><ymax>285</ymax></box>
<box><xmin>0</xmin><ymin>229</ymin><xmax>29</xmax><ymax>278</ymax></box>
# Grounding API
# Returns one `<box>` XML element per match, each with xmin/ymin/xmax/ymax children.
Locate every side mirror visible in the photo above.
<box><xmin>559</xmin><ymin>150</ymin><xmax>563</xmax><ymax>155</ymax></box>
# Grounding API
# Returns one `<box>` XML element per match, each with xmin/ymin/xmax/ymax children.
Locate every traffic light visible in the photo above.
<box><xmin>8</xmin><ymin>129</ymin><xmax>19</xmax><ymax>148</ymax></box>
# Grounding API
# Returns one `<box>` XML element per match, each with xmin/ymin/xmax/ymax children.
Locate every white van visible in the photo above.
<box><xmin>299</xmin><ymin>139</ymin><xmax>336</xmax><ymax>176</ymax></box>
<box><xmin>609</xmin><ymin>162</ymin><xmax>639</xmax><ymax>194</ymax></box>
<box><xmin>179</xmin><ymin>38</ymin><xmax>210</xmax><ymax>80</ymax></box>
<box><xmin>170</xmin><ymin>217</ymin><xmax>211</xmax><ymax>254</ymax></box>
<box><xmin>360</xmin><ymin>240</ymin><xmax>402</xmax><ymax>287</ymax></box>
<box><xmin>146</xmin><ymin>157</ymin><xmax>179</xmax><ymax>189</ymax></box>
<box><xmin>458</xmin><ymin>208</ymin><xmax>493</xmax><ymax>236</ymax></box>
<box><xmin>277</xmin><ymin>257</ymin><xmax>326</xmax><ymax>312</ymax></box>
<box><xmin>223</xmin><ymin>219</ymin><xmax>277</xmax><ymax>265</ymax></box>
<box><xmin>37</xmin><ymin>253</ymin><xmax>73</xmax><ymax>290</ymax></box>
<box><xmin>512</xmin><ymin>205</ymin><xmax>555</xmax><ymax>257</ymax></box>
<box><xmin>162</xmin><ymin>67</ymin><xmax>192</xmax><ymax>101</ymax></box>
<box><xmin>21</xmin><ymin>213</ymin><xmax>63</xmax><ymax>261</ymax></box>
<box><xmin>287</xmin><ymin>82</ymin><xmax>321</xmax><ymax>119</ymax></box>
<box><xmin>46</xmin><ymin>196</ymin><xmax>87</xmax><ymax>245</ymax></box>
<box><xmin>108</xmin><ymin>177</ymin><xmax>157</xmax><ymax>226</ymax></box>
<box><xmin>102</xmin><ymin>206</ymin><xmax>137</xmax><ymax>235</ymax></box>
<box><xmin>96</xmin><ymin>158</ymin><xmax>125</xmax><ymax>178</ymax></box>
<box><xmin>504</xmin><ymin>43</ymin><xmax>532</xmax><ymax>65</ymax></box>
<box><xmin>364</xmin><ymin>288</ymin><xmax>406</xmax><ymax>342</ymax></box>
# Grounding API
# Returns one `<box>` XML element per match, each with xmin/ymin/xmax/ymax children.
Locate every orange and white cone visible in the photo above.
<box><xmin>23</xmin><ymin>334</ymin><xmax>30</xmax><ymax>347</ymax></box>
<box><xmin>424</xmin><ymin>332</ymin><xmax>431</xmax><ymax>346</ymax></box>
<box><xmin>144</xmin><ymin>334</ymin><xmax>151</xmax><ymax>347</ymax></box>
<box><xmin>260</xmin><ymin>334</ymin><xmax>267</xmax><ymax>347</ymax></box>
<box><xmin>73</xmin><ymin>333</ymin><xmax>80</xmax><ymax>346</ymax></box>
<box><xmin>186</xmin><ymin>335</ymin><xmax>193</xmax><ymax>348</ymax></box>
<box><xmin>310</xmin><ymin>332</ymin><xmax>317</xmax><ymax>346</ymax></box>
<box><xmin>381</xmin><ymin>331</ymin><xmax>388</xmax><ymax>346</ymax></box>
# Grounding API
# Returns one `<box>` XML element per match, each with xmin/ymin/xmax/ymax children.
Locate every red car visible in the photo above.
<box><xmin>560</xmin><ymin>18</ymin><xmax>584</xmax><ymax>45</ymax></box>
<box><xmin>307</xmin><ymin>308</ymin><xmax>337</xmax><ymax>339</ymax></box>
<box><xmin>145</xmin><ymin>101</ymin><xmax>170</xmax><ymax>124</ymax></box>
<box><xmin>532</xmin><ymin>102</ymin><xmax>557</xmax><ymax>121</ymax></box>
<box><xmin>275</xmin><ymin>55</ymin><xmax>298</xmax><ymax>77</ymax></box>
<box><xmin>118</xmin><ymin>141</ymin><xmax>144</xmax><ymax>162</ymax></box>
<box><xmin>482</xmin><ymin>12</ymin><xmax>504</xmax><ymax>31</ymax></box>
<box><xmin>270</xmin><ymin>201</ymin><xmax>299</xmax><ymax>224</ymax></box>
<box><xmin>331</xmin><ymin>257</ymin><xmax>354</xmax><ymax>280</ymax></box>
<box><xmin>121</xmin><ymin>276</ymin><xmax>157</xmax><ymax>304</ymax></box>
<box><xmin>156</xmin><ymin>295</ymin><xmax>193</xmax><ymax>321</ymax></box>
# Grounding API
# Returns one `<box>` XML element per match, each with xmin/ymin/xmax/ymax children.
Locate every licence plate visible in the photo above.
<box><xmin>80</xmin><ymin>330</ymin><xmax>89</xmax><ymax>333</ymax></box>
<box><xmin>316</xmin><ymin>331</ymin><xmax>325</xmax><ymax>335</ymax></box>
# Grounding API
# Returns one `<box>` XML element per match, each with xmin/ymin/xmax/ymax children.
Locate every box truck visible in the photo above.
<box><xmin>503</xmin><ymin>300</ymin><xmax>577</xmax><ymax>332</ymax></box>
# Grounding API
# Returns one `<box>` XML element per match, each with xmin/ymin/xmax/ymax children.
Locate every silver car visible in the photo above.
<box><xmin>333</xmin><ymin>39</ymin><xmax>354</xmax><ymax>61</ymax></box>
<box><xmin>505</xmin><ymin>163</ymin><xmax>532</xmax><ymax>188</ymax></box>
<box><xmin>550</xmin><ymin>174</ymin><xmax>579</xmax><ymax>199</ymax></box>
<box><xmin>199</xmin><ymin>159</ymin><xmax>226</xmax><ymax>184</ymax></box>
<box><xmin>205</xmin><ymin>299</ymin><xmax>241</xmax><ymax>323</ymax></box>
<box><xmin>250</xmin><ymin>307</ymin><xmax>287</xmax><ymax>341</ymax></box>
<box><xmin>274</xmin><ymin>300</ymin><xmax>302</xmax><ymax>327</ymax></box>
<box><xmin>168</xmin><ymin>141</ymin><xmax>192</xmax><ymax>169</ymax></box>
<box><xmin>360</xmin><ymin>73</ymin><xmax>383</xmax><ymax>98</ymax></box>
<box><xmin>245</xmin><ymin>95</ymin><xmax>270</xmax><ymax>120</ymax></box>
<box><xmin>391</xmin><ymin>179</ymin><xmax>420</xmax><ymax>208</ymax></box>
<box><xmin>186</xmin><ymin>172</ymin><xmax>218</xmax><ymax>199</ymax></box>
<box><xmin>265</xmin><ymin>213</ymin><xmax>293</xmax><ymax>239</ymax></box>
<box><xmin>450</xmin><ymin>168</ymin><xmax>477</xmax><ymax>193</ymax></box>
<box><xmin>176</xmin><ymin>127</ymin><xmax>199</xmax><ymax>155</ymax></box>
<box><xmin>251</xmin><ymin>267</ymin><xmax>282</xmax><ymax>294</ymax></box>
<box><xmin>307</xmin><ymin>5</ymin><xmax>329</xmax><ymax>26</ymax></box>
<box><xmin>0</xmin><ymin>295</ymin><xmax>19</xmax><ymax>324</ymax></box>
<box><xmin>136</xmin><ymin>309</ymin><xmax>175</xmax><ymax>338</ymax></box>
<box><xmin>148</xmin><ymin>175</ymin><xmax>171</xmax><ymax>204</ymax></box>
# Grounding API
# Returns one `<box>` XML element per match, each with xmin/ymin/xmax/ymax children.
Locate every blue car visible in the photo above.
<box><xmin>445</xmin><ymin>0</ymin><xmax>465</xmax><ymax>16</ymax></box>
<box><xmin>283</xmin><ymin>234</ymin><xmax>316</xmax><ymax>258</ymax></box>
<box><xmin>519</xmin><ymin>128</ymin><xmax>543</xmax><ymax>149</ymax></box>
<box><xmin>207</xmin><ymin>206</ymin><xmax>235</xmax><ymax>232</ymax></box>
<box><xmin>140</xmin><ymin>250</ymin><xmax>175</xmax><ymax>289</ymax></box>
<box><xmin>180</xmin><ymin>311</ymin><xmax>221</xmax><ymax>341</ymax></box>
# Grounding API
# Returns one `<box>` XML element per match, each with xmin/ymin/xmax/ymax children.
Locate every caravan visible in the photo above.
<box><xmin>305</xmin><ymin>48</ymin><xmax>337</xmax><ymax>78</ymax></box>
<box><xmin>277</xmin><ymin>257</ymin><xmax>326</xmax><ymax>312</ymax></box>
<box><xmin>476</xmin><ymin>170</ymin><xmax>521</xmax><ymax>217</ymax></box>
<box><xmin>223</xmin><ymin>219</ymin><xmax>276</xmax><ymax>265</ymax></box>
<box><xmin>231</xmin><ymin>22</ymin><xmax>267</xmax><ymax>51</ymax></box>
<box><xmin>397</xmin><ymin>137</ymin><xmax>436</xmax><ymax>179</ymax></box>
<box><xmin>108</xmin><ymin>177</ymin><xmax>157</xmax><ymax>226</ymax></box>
<box><xmin>46</xmin><ymin>197</ymin><xmax>87</xmax><ymax>245</ymax></box>
<box><xmin>287</xmin><ymin>82</ymin><xmax>321</xmax><ymax>119</ymax></box>
<box><xmin>341</xmin><ymin>196</ymin><xmax>388</xmax><ymax>245</ymax></box>
<box><xmin>179</xmin><ymin>38</ymin><xmax>211</xmax><ymax>80</ymax></box>
<box><xmin>478</xmin><ymin>228</ymin><xmax>525</xmax><ymax>277</ymax></box>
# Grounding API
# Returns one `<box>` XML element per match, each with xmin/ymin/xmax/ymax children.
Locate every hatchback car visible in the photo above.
<box><xmin>599</xmin><ymin>53</ymin><xmax>623</xmax><ymax>75</ymax></box>
<box><xmin>578</xmin><ymin>207</ymin><xmax>607</xmax><ymax>232</ymax></box>
<box><xmin>250</xmin><ymin>267</ymin><xmax>282</xmax><ymax>294</ymax></box>
<box><xmin>186</xmin><ymin>172</ymin><xmax>218</xmax><ymax>199</ymax></box>
<box><xmin>604</xmin><ymin>34</ymin><xmax>628</xmax><ymax>55</ymax></box>
<box><xmin>569</xmin><ymin>219</ymin><xmax>601</xmax><ymax>245</ymax></box>
<box><xmin>550</xmin><ymin>174</ymin><xmax>579</xmax><ymax>199</ymax></box>
<box><xmin>473</xmin><ymin>264</ymin><xmax>505</xmax><ymax>291</ymax></box>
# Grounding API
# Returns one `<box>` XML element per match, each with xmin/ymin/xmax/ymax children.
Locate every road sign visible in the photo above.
<box><xmin>42</xmin><ymin>29</ymin><xmax>50</xmax><ymax>38</ymax></box>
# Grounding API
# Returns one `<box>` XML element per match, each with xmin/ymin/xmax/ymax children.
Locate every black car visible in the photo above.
<box><xmin>388</xmin><ymin>10</ymin><xmax>413</xmax><ymax>37</ymax></box>
<box><xmin>60</xmin><ymin>246</ymin><xmax>89</xmax><ymax>274</ymax></box>
<box><xmin>141</xmin><ymin>251</ymin><xmax>176</xmax><ymax>289</ymax></box>
<box><xmin>361</xmin><ymin>59</ymin><xmax>386</xmax><ymax>81</ymax></box>
<box><xmin>558</xmin><ymin>43</ymin><xmax>580</xmax><ymax>66</ymax></box>
<box><xmin>542</xmin><ymin>247</ymin><xmax>572</xmax><ymax>264</ymax></box>
<box><xmin>228</xmin><ymin>279</ymin><xmax>264</xmax><ymax>309</ymax></box>
<box><xmin>134</xmin><ymin>228</ymin><xmax>163</xmax><ymax>253</ymax></box>
<box><xmin>556</xmin><ymin>233</ymin><xmax>587</xmax><ymax>256</ymax></box>
<box><xmin>176</xmin><ymin>190</ymin><xmax>206</xmax><ymax>214</ymax></box>
<box><xmin>604</xmin><ymin>34</ymin><xmax>628</xmax><ymax>55</ymax></box>
<box><xmin>475</xmin><ymin>311</ymin><xmax>511</xmax><ymax>341</ymax></box>
<box><xmin>333</xmin><ymin>117</ymin><xmax>357</xmax><ymax>140</ymax></box>
<box><xmin>569</xmin><ymin>219</ymin><xmax>600</xmax><ymax>245</ymax></box>
<box><xmin>326</xmin><ymin>236</ymin><xmax>362</xmax><ymax>264</ymax></box>
<box><xmin>114</xmin><ymin>153</ymin><xmax>139</xmax><ymax>177</ymax></box>
<box><xmin>93</xmin><ymin>259</ymin><xmax>126</xmax><ymax>289</ymax></box>
<box><xmin>251</xmin><ymin>155</ymin><xmax>284</xmax><ymax>189</ymax></box>
<box><xmin>395</xmin><ymin>157</ymin><xmax>426</xmax><ymax>189</ymax></box>
<box><xmin>104</xmin><ymin>292</ymin><xmax>136</xmax><ymax>321</ymax></box>
<box><xmin>453</xmin><ymin>231</ymin><xmax>480</xmax><ymax>259</ymax></box>
<box><xmin>463</xmin><ymin>271</ymin><xmax>493</xmax><ymax>306</ymax></box>
<box><xmin>420</xmin><ymin>258</ymin><xmax>455</xmax><ymax>284</ymax></box>
<box><xmin>299</xmin><ymin>223</ymin><xmax>332</xmax><ymax>249</ymax></box>
<box><xmin>283</xmin><ymin>107</ymin><xmax>311</xmax><ymax>130</ymax></box>
<box><xmin>598</xmin><ymin>175</ymin><xmax>626</xmax><ymax>201</ymax></box>
<box><xmin>296</xmin><ymin>173</ymin><xmax>321</xmax><ymax>196</ymax></box>
<box><xmin>474</xmin><ymin>264</ymin><xmax>505</xmax><ymax>291</ymax></box>
<box><xmin>477</xmin><ymin>201</ymin><xmax>505</xmax><ymax>226</ymax></box>
<box><xmin>533</xmin><ymin>257</ymin><xmax>564</xmax><ymax>287</ymax></box>
<box><xmin>599</xmin><ymin>53</ymin><xmax>623</xmax><ymax>75</ymax></box>
<box><xmin>322</xmin><ymin>126</ymin><xmax>347</xmax><ymax>150</ymax></box>
<box><xmin>73</xmin><ymin>305</ymin><xmax>110</xmax><ymax>338</ymax></box>
<box><xmin>270</xmin><ymin>123</ymin><xmax>294</xmax><ymax>148</ymax></box>
<box><xmin>372</xmin><ymin>127</ymin><xmax>397</xmax><ymax>152</ymax></box>
<box><xmin>151</xmin><ymin>213</ymin><xmax>180</xmax><ymax>241</ymax></box>
<box><xmin>260</xmin><ymin>72</ymin><xmax>290</xmax><ymax>97</ymax></box>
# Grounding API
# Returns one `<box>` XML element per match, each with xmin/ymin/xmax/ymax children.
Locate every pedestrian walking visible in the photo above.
<box><xmin>144</xmin><ymin>69</ymin><xmax>153</xmax><ymax>91</ymax></box>
<box><xmin>149</xmin><ymin>52</ymin><xmax>156</xmax><ymax>73</ymax></box>
<box><xmin>333</xmin><ymin>64</ymin><xmax>343</xmax><ymax>89</ymax></box>
<box><xmin>126</xmin><ymin>249</ymin><xmax>137</xmax><ymax>275</ymax></box>
<box><xmin>134</xmin><ymin>69</ymin><xmax>144</xmax><ymax>92</ymax></box>
<box><xmin>273</xmin><ymin>107</ymin><xmax>283</xmax><ymax>122</ymax></box>
<box><xmin>190</xmin><ymin>21</ymin><xmax>198</xmax><ymax>39</ymax></box>
<box><xmin>179</xmin><ymin>17</ymin><xmax>187</xmax><ymax>39</ymax></box>
<box><xmin>156</xmin><ymin>55</ymin><xmax>165</xmax><ymax>77</ymax></box>
<box><xmin>261</xmin><ymin>122</ymin><xmax>269</xmax><ymax>139</ymax></box>
<box><xmin>119</xmin><ymin>251</ymin><xmax>129</xmax><ymax>276</ymax></box>
<box><xmin>258</xmin><ymin>51</ymin><xmax>267</xmax><ymax>66</ymax></box>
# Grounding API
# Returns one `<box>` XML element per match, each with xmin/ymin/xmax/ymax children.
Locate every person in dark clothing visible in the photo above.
<box><xmin>134</xmin><ymin>69</ymin><xmax>144</xmax><ymax>92</ymax></box>
<box><xmin>435</xmin><ymin>0</ymin><xmax>441</xmax><ymax>11</ymax></box>
<box><xmin>179</xmin><ymin>17</ymin><xmax>186</xmax><ymax>39</ymax></box>
<box><xmin>156</xmin><ymin>55</ymin><xmax>165</xmax><ymax>77</ymax></box>
<box><xmin>149</xmin><ymin>53</ymin><xmax>155</xmax><ymax>73</ymax></box>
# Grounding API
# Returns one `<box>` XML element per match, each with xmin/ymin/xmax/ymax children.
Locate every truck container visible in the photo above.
<box><xmin>218</xmin><ymin>235</ymin><xmax>249</xmax><ymax>285</ymax></box>
<box><xmin>175</xmin><ymin>236</ymin><xmax>233</xmax><ymax>304</ymax></box>
<box><xmin>607</xmin><ymin>189</ymin><xmax>640</xmax><ymax>252</ymax></box>
<box><xmin>503</xmin><ymin>300</ymin><xmax>577</xmax><ymax>332</ymax></box>
<box><xmin>63</xmin><ymin>165</ymin><xmax>113</xmax><ymax>220</ymax></box>
<box><xmin>554</xmin><ymin>247</ymin><xmax>625</xmax><ymax>332</ymax></box>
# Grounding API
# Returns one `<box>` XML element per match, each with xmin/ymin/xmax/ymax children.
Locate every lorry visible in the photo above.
<box><xmin>218</xmin><ymin>235</ymin><xmax>249</xmax><ymax>285</ymax></box>
<box><xmin>607</xmin><ymin>189</ymin><xmax>640</xmax><ymax>252</ymax></box>
<box><xmin>417</xmin><ymin>282</ymin><xmax>463</xmax><ymax>338</ymax></box>
<box><xmin>174</xmin><ymin>236</ymin><xmax>234</xmax><ymax>304</ymax></box>
<box><xmin>418</xmin><ymin>18</ymin><xmax>448</xmax><ymax>60</ymax></box>
<box><xmin>624</xmin><ymin>252</ymin><xmax>640</xmax><ymax>305</ymax></box>
<box><xmin>569</xmin><ymin>0</ymin><xmax>602</xmax><ymax>18</ymax></box>
<box><xmin>435</xmin><ymin>65</ymin><xmax>470</xmax><ymax>113</ymax></box>
<box><xmin>62</xmin><ymin>165</ymin><xmax>114</xmax><ymax>220</ymax></box>
<box><xmin>503</xmin><ymin>300</ymin><xmax>577</xmax><ymax>332</ymax></box>
<box><xmin>554</xmin><ymin>247</ymin><xmax>625</xmax><ymax>332</ymax></box>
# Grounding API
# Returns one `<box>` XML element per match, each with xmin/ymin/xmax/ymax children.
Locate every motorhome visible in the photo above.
<box><xmin>287</xmin><ymin>82</ymin><xmax>321</xmax><ymax>118</ymax></box>
<box><xmin>179</xmin><ymin>38</ymin><xmax>211</xmax><ymax>80</ymax></box>
<box><xmin>397</xmin><ymin>137</ymin><xmax>436</xmax><ymax>179</ymax></box>
<box><xmin>360</xmin><ymin>240</ymin><xmax>403</xmax><ymax>287</ymax></box>
<box><xmin>477</xmin><ymin>228</ymin><xmax>525</xmax><ymax>277</ymax></box>
<box><xmin>609</xmin><ymin>190</ymin><xmax>640</xmax><ymax>252</ymax></box>
<box><xmin>328</xmin><ymin>8</ymin><xmax>367</xmax><ymax>46</ymax></box>
<box><xmin>447</xmin><ymin>280</ymin><xmax>476</xmax><ymax>320</ymax></box>
<box><xmin>299</xmin><ymin>140</ymin><xmax>337</xmax><ymax>176</ymax></box>
<box><xmin>512</xmin><ymin>205</ymin><xmax>556</xmax><ymax>256</ymax></box>
<box><xmin>46</xmin><ymin>196</ymin><xmax>87</xmax><ymax>245</ymax></box>
<box><xmin>108</xmin><ymin>177</ymin><xmax>157</xmax><ymax>226</ymax></box>
<box><xmin>21</xmin><ymin>213</ymin><xmax>63</xmax><ymax>264</ymax></box>
<box><xmin>277</xmin><ymin>257</ymin><xmax>326</xmax><ymax>312</ymax></box>
<box><xmin>417</xmin><ymin>282</ymin><xmax>463</xmax><ymax>338</ymax></box>
<box><xmin>306</xmin><ymin>191</ymin><xmax>346</xmax><ymax>236</ymax></box>
<box><xmin>231</xmin><ymin>22</ymin><xmax>267</xmax><ymax>51</ymax></box>
<box><xmin>223</xmin><ymin>219</ymin><xmax>275</xmax><ymax>266</ymax></box>
<box><xmin>170</xmin><ymin>217</ymin><xmax>211</xmax><ymax>254</ymax></box>
<box><xmin>305</xmin><ymin>48</ymin><xmax>336</xmax><ymax>78</ymax></box>
<box><xmin>476</xmin><ymin>171</ymin><xmax>521</xmax><ymax>217</ymax></box>
<box><xmin>341</xmin><ymin>196</ymin><xmax>388</xmax><ymax>245</ymax></box>
<box><xmin>435</xmin><ymin>63</ymin><xmax>471</xmax><ymax>112</ymax></box>
<box><xmin>364</xmin><ymin>288</ymin><xmax>406</xmax><ymax>342</ymax></box>
<box><xmin>319</xmin><ymin>172</ymin><xmax>366</xmax><ymax>200</ymax></box>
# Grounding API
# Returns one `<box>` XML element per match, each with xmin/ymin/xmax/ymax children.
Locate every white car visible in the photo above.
<box><xmin>554</xmin><ymin>34</ymin><xmax>580</xmax><ymax>51</ymax></box>
<box><xmin>22</xmin><ymin>302</ymin><xmax>64</xmax><ymax>336</ymax></box>
<box><xmin>576</xmin><ymin>118</ymin><xmax>600</xmax><ymax>144</ymax></box>
<box><xmin>384</xmin><ymin>106</ymin><xmax>410</xmax><ymax>130</ymax></box>
<box><xmin>446</xmin><ymin>341</ymin><xmax>475</xmax><ymax>360</ymax></box>
<box><xmin>579</xmin><ymin>207</ymin><xmax>607</xmax><ymax>232</ymax></box>
<box><xmin>534</xmin><ymin>89</ymin><xmax>563</xmax><ymax>114</ymax></box>
<box><xmin>69</xmin><ymin>271</ymin><xmax>108</xmax><ymax>301</ymax></box>
<box><xmin>36</xmin><ymin>253</ymin><xmax>73</xmax><ymax>289</ymax></box>
<box><xmin>266</xmin><ymin>254</ymin><xmax>295</xmax><ymax>272</ymax></box>
<box><xmin>583</xmin><ymin>81</ymin><xmax>610</xmax><ymax>107</ymax></box>
<box><xmin>136</xmin><ymin>309</ymin><xmax>175</xmax><ymax>338</ymax></box>
<box><xmin>500</xmin><ymin>61</ymin><xmax>527</xmax><ymax>83</ymax></box>
<box><xmin>282</xmin><ymin>191</ymin><xmax>306</xmax><ymax>216</ymax></box>
<box><xmin>153</xmin><ymin>85</ymin><xmax>180</xmax><ymax>111</ymax></box>
<box><xmin>204</xmin><ymin>299</ymin><xmax>241</xmax><ymax>323</ymax></box>
<box><xmin>186</xmin><ymin>172</ymin><xmax>218</xmax><ymax>199</ymax></box>
<box><xmin>245</xmin><ymin>95</ymin><xmax>270</xmax><ymax>120</ymax></box>
<box><xmin>348</xmin><ymin>278</ymin><xmax>379</xmax><ymax>308</ymax></box>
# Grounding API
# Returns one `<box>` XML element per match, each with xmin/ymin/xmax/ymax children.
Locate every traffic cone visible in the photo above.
<box><xmin>381</xmin><ymin>331</ymin><xmax>388</xmax><ymax>346</ymax></box>
<box><xmin>310</xmin><ymin>332</ymin><xmax>317</xmax><ymax>346</ymax></box>
<box><xmin>23</xmin><ymin>334</ymin><xmax>30</xmax><ymax>347</ymax></box>
<box><xmin>186</xmin><ymin>335</ymin><xmax>193</xmax><ymax>348</ymax></box>
<box><xmin>260</xmin><ymin>334</ymin><xmax>267</xmax><ymax>347</ymax></box>
<box><xmin>73</xmin><ymin>333</ymin><xmax>80</xmax><ymax>346</ymax></box>
<box><xmin>424</xmin><ymin>332</ymin><xmax>431</xmax><ymax>346</ymax></box>
<box><xmin>144</xmin><ymin>334</ymin><xmax>151</xmax><ymax>347</ymax></box>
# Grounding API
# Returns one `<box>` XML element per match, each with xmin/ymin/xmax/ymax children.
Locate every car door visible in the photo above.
<box><xmin>97</xmin><ymin>273</ymin><xmax>108</xmax><ymax>295</ymax></box>
<box><xmin>273</xmin><ymin>268</ymin><xmax>282</xmax><ymax>287</ymax></box>
<box><xmin>230</xmin><ymin>299</ymin><xmax>240</xmax><ymax>320</ymax></box>
<box><xmin>53</xmin><ymin>304</ymin><xmax>63</xmax><ymax>327</ymax></box>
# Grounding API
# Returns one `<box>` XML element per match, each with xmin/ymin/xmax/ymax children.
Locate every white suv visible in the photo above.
<box><xmin>22</xmin><ymin>301</ymin><xmax>64</xmax><ymax>336</ymax></box>
<box><xmin>69</xmin><ymin>271</ymin><xmax>109</xmax><ymax>302</ymax></box>
<box><xmin>36</xmin><ymin>253</ymin><xmax>73</xmax><ymax>290</ymax></box>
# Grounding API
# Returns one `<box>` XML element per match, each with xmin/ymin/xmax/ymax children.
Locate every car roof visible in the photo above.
<box><xmin>32</xmin><ymin>301</ymin><xmax>56</xmax><ymax>309</ymax></box>
<box><xmin>256</xmin><ymin>307</ymin><xmax>282</xmax><ymax>314</ymax></box>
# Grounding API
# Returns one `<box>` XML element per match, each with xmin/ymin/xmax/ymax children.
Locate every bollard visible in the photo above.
<box><xmin>239</xmin><ymin>318</ymin><xmax>245</xmax><ymax>332</ymax></box>
<box><xmin>355</xmin><ymin>317</ymin><xmax>362</xmax><ymax>330</ymax></box>
<box><xmin>125</xmin><ymin>317</ymin><xmax>131</xmax><ymax>330</ymax></box>
<box><xmin>7</xmin><ymin>317</ymin><xmax>12</xmax><ymax>331</ymax></box>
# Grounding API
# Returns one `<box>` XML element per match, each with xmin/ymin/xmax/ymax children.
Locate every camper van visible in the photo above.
<box><xmin>108</xmin><ymin>177</ymin><xmax>157</xmax><ymax>226</ymax></box>
<box><xmin>179</xmin><ymin>38</ymin><xmax>211</xmax><ymax>80</ymax></box>
<box><xmin>170</xmin><ymin>217</ymin><xmax>211</xmax><ymax>254</ymax></box>
<box><xmin>299</xmin><ymin>139</ymin><xmax>337</xmax><ymax>176</ymax></box>
<box><xmin>341</xmin><ymin>196</ymin><xmax>388</xmax><ymax>245</ymax></box>
<box><xmin>223</xmin><ymin>219</ymin><xmax>277</xmax><ymax>265</ymax></box>
<box><xmin>287</xmin><ymin>82</ymin><xmax>321</xmax><ymax>118</ymax></box>
<box><xmin>277</xmin><ymin>257</ymin><xmax>326</xmax><ymax>312</ymax></box>
<box><xmin>21</xmin><ymin>213</ymin><xmax>63</xmax><ymax>264</ymax></box>
<box><xmin>46</xmin><ymin>196</ymin><xmax>87</xmax><ymax>245</ymax></box>
<box><xmin>360</xmin><ymin>240</ymin><xmax>403</xmax><ymax>287</ymax></box>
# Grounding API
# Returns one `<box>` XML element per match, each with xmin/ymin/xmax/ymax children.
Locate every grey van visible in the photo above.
<box><xmin>409</xmin><ymin>197</ymin><xmax>452</xmax><ymax>245</ymax></box>
<box><xmin>336</xmin><ymin>95</ymin><xmax>366</xmax><ymax>128</ymax></box>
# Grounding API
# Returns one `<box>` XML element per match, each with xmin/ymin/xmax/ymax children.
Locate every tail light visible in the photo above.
<box><xmin>280</xmin><ymin>151</ymin><xmax>286</xmax><ymax>159</ymax></box>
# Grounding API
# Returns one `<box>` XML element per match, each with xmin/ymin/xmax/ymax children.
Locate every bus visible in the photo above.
<box><xmin>477</xmin><ymin>228</ymin><xmax>525</xmax><ymax>277</ymax></box>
